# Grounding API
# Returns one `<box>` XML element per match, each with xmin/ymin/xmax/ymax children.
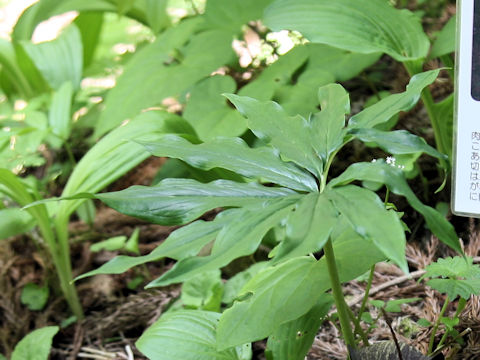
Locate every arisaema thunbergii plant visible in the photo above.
<box><xmin>66</xmin><ymin>69</ymin><xmax>461</xmax><ymax>358</ymax></box>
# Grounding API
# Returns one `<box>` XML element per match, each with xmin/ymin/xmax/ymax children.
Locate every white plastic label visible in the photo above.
<box><xmin>453</xmin><ymin>0</ymin><xmax>480</xmax><ymax>216</ymax></box>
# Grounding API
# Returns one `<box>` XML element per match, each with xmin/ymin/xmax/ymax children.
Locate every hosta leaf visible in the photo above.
<box><xmin>329</xmin><ymin>162</ymin><xmax>462</xmax><ymax>254</ymax></box>
<box><xmin>270</xmin><ymin>193</ymin><xmax>337</xmax><ymax>261</ymax></box>
<box><xmin>11</xmin><ymin>326</ymin><xmax>59</xmax><ymax>360</ymax></box>
<box><xmin>326</xmin><ymin>185</ymin><xmax>408</xmax><ymax>273</ymax></box>
<box><xmin>264</xmin><ymin>0</ymin><xmax>430</xmax><ymax>62</ymax></box>
<box><xmin>349</xmin><ymin>128</ymin><xmax>446</xmax><ymax>161</ymax></box>
<box><xmin>265</xmin><ymin>295</ymin><xmax>333</xmax><ymax>360</ymax></box>
<box><xmin>136</xmin><ymin>310</ymin><xmax>251</xmax><ymax>360</ymax></box>
<box><xmin>20</xmin><ymin>24</ymin><xmax>83</xmax><ymax>90</ymax></box>
<box><xmin>95</xmin><ymin>179</ymin><xmax>296</xmax><ymax>226</ymax></box>
<box><xmin>348</xmin><ymin>70</ymin><xmax>440</xmax><ymax>129</ymax></box>
<box><xmin>95</xmin><ymin>20</ymin><xmax>235</xmax><ymax>137</ymax></box>
<box><xmin>138</xmin><ymin>135</ymin><xmax>318</xmax><ymax>192</ymax></box>
<box><xmin>217</xmin><ymin>226</ymin><xmax>386</xmax><ymax>349</ymax></box>
<box><xmin>75</xmin><ymin>210</ymin><xmax>239</xmax><ymax>281</ymax></box>
<box><xmin>226</xmin><ymin>94</ymin><xmax>323</xmax><ymax>177</ymax></box>
<box><xmin>183</xmin><ymin>76</ymin><xmax>246</xmax><ymax>141</ymax></box>
<box><xmin>311</xmin><ymin>84</ymin><xmax>349</xmax><ymax>164</ymax></box>
<box><xmin>147</xmin><ymin>197</ymin><xmax>299</xmax><ymax>287</ymax></box>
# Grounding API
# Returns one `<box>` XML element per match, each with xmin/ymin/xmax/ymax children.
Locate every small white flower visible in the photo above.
<box><xmin>386</xmin><ymin>156</ymin><xmax>396</xmax><ymax>165</ymax></box>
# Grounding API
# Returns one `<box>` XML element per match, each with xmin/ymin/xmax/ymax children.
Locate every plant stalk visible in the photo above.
<box><xmin>428</xmin><ymin>296</ymin><xmax>450</xmax><ymax>354</ymax></box>
<box><xmin>324</xmin><ymin>239</ymin><xmax>356</xmax><ymax>350</ymax></box>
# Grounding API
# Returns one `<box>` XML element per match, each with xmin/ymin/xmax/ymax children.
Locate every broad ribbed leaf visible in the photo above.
<box><xmin>265</xmin><ymin>295</ymin><xmax>333</xmax><ymax>360</ymax></box>
<box><xmin>183</xmin><ymin>76</ymin><xmax>247</xmax><ymax>141</ymax></box>
<box><xmin>138</xmin><ymin>135</ymin><xmax>318</xmax><ymax>192</ymax></box>
<box><xmin>270</xmin><ymin>193</ymin><xmax>337</xmax><ymax>261</ymax></box>
<box><xmin>326</xmin><ymin>185</ymin><xmax>408</xmax><ymax>273</ymax></box>
<box><xmin>95</xmin><ymin>20</ymin><xmax>235</xmax><ymax>137</ymax></box>
<box><xmin>0</xmin><ymin>38</ymin><xmax>34</xmax><ymax>97</ymax></box>
<box><xmin>349</xmin><ymin>70</ymin><xmax>440</xmax><ymax>129</ymax></box>
<box><xmin>96</xmin><ymin>179</ymin><xmax>295</xmax><ymax>226</ymax></box>
<box><xmin>329</xmin><ymin>162</ymin><xmax>462</xmax><ymax>254</ymax></box>
<box><xmin>75</xmin><ymin>209</ymin><xmax>240</xmax><ymax>281</ymax></box>
<box><xmin>264</xmin><ymin>0</ymin><xmax>429</xmax><ymax>62</ymax></box>
<box><xmin>11</xmin><ymin>326</ymin><xmax>59</xmax><ymax>360</ymax></box>
<box><xmin>20</xmin><ymin>24</ymin><xmax>83</xmax><ymax>90</ymax></box>
<box><xmin>136</xmin><ymin>310</ymin><xmax>251</xmax><ymax>360</ymax></box>
<box><xmin>147</xmin><ymin>197</ymin><xmax>299</xmax><ymax>287</ymax></box>
<box><xmin>226</xmin><ymin>94</ymin><xmax>323</xmax><ymax>178</ymax></box>
<box><xmin>349</xmin><ymin>128</ymin><xmax>446</xmax><ymax>161</ymax></box>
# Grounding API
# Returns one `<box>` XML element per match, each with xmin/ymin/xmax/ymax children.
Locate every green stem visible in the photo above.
<box><xmin>356</xmin><ymin>265</ymin><xmax>375</xmax><ymax>326</ymax></box>
<box><xmin>428</xmin><ymin>296</ymin><xmax>450</xmax><ymax>354</ymax></box>
<box><xmin>435</xmin><ymin>297</ymin><xmax>466</xmax><ymax>351</ymax></box>
<box><xmin>347</xmin><ymin>306</ymin><xmax>369</xmax><ymax>346</ymax></box>
<box><xmin>324</xmin><ymin>239</ymin><xmax>356</xmax><ymax>350</ymax></box>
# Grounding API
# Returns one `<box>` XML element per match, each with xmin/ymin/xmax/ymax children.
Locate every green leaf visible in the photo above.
<box><xmin>125</xmin><ymin>227</ymin><xmax>140</xmax><ymax>254</ymax></box>
<box><xmin>217</xmin><ymin>224</ymin><xmax>386</xmax><ymax>349</ymax></box>
<box><xmin>48</xmin><ymin>81</ymin><xmax>73</xmax><ymax>144</ymax></box>
<box><xmin>204</xmin><ymin>0</ymin><xmax>274</xmax><ymax>32</ymax></box>
<box><xmin>95</xmin><ymin>179</ymin><xmax>296</xmax><ymax>226</ymax></box>
<box><xmin>217</xmin><ymin>257</ymin><xmax>325</xmax><ymax>350</ymax></box>
<box><xmin>265</xmin><ymin>295</ymin><xmax>333</xmax><ymax>360</ymax></box>
<box><xmin>147</xmin><ymin>197</ymin><xmax>299</xmax><ymax>287</ymax></box>
<box><xmin>181</xmin><ymin>270</ymin><xmax>224</xmax><ymax>311</ymax></box>
<box><xmin>20</xmin><ymin>283</ymin><xmax>49</xmax><ymax>311</ymax></box>
<box><xmin>95</xmin><ymin>19</ymin><xmax>235</xmax><ymax>137</ymax></box>
<box><xmin>423</xmin><ymin>256</ymin><xmax>480</xmax><ymax>299</ymax></box>
<box><xmin>20</xmin><ymin>24</ymin><xmax>83</xmax><ymax>90</ymax></box>
<box><xmin>226</xmin><ymin>94</ymin><xmax>323</xmax><ymax>178</ymax></box>
<box><xmin>0</xmin><ymin>38</ymin><xmax>34</xmax><ymax>97</ymax></box>
<box><xmin>270</xmin><ymin>193</ymin><xmax>337</xmax><ymax>261</ymax></box>
<box><xmin>311</xmin><ymin>84</ymin><xmax>349</xmax><ymax>164</ymax></box>
<box><xmin>329</xmin><ymin>161</ymin><xmax>462</xmax><ymax>254</ymax></box>
<box><xmin>136</xmin><ymin>310</ymin><xmax>251</xmax><ymax>360</ymax></box>
<box><xmin>431</xmin><ymin>15</ymin><xmax>456</xmax><ymax>59</ymax></box>
<box><xmin>74</xmin><ymin>12</ymin><xmax>104</xmax><ymax>68</ymax></box>
<box><xmin>349</xmin><ymin>128</ymin><xmax>446</xmax><ymax>162</ymax></box>
<box><xmin>384</xmin><ymin>298</ymin><xmax>421</xmax><ymax>313</ymax></box>
<box><xmin>59</xmin><ymin>111</ymin><xmax>192</xmax><ymax>219</ymax></box>
<box><xmin>183</xmin><ymin>76</ymin><xmax>247</xmax><ymax>141</ymax></box>
<box><xmin>264</xmin><ymin>0</ymin><xmax>430</xmax><ymax>62</ymax></box>
<box><xmin>348</xmin><ymin>70</ymin><xmax>440</xmax><ymax>129</ymax></box>
<box><xmin>0</xmin><ymin>208</ymin><xmax>34</xmax><ymax>240</ymax></box>
<box><xmin>223</xmin><ymin>262</ymin><xmax>268</xmax><ymax>305</ymax></box>
<box><xmin>90</xmin><ymin>236</ymin><xmax>127</xmax><ymax>252</ymax></box>
<box><xmin>431</xmin><ymin>94</ymin><xmax>454</xmax><ymax>159</ymax></box>
<box><xmin>11</xmin><ymin>326</ymin><xmax>59</xmax><ymax>360</ymax></box>
<box><xmin>327</xmin><ymin>185</ymin><xmax>408</xmax><ymax>273</ymax></box>
<box><xmin>138</xmin><ymin>135</ymin><xmax>318</xmax><ymax>192</ymax></box>
<box><xmin>145</xmin><ymin>0</ymin><xmax>170</xmax><ymax>33</ymax></box>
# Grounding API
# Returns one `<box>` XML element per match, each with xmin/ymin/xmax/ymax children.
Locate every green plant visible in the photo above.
<box><xmin>420</xmin><ymin>256</ymin><xmax>480</xmax><ymax>355</ymax></box>
<box><xmin>67</xmin><ymin>70</ymin><xmax>461</xmax><ymax>358</ymax></box>
<box><xmin>5</xmin><ymin>326</ymin><xmax>59</xmax><ymax>360</ymax></box>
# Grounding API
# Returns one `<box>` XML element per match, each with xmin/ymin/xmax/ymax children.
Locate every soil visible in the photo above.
<box><xmin>2</xmin><ymin>3</ymin><xmax>479</xmax><ymax>360</ymax></box>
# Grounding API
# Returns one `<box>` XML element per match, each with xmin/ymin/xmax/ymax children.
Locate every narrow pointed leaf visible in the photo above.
<box><xmin>95</xmin><ymin>179</ymin><xmax>295</xmax><ymax>226</ymax></box>
<box><xmin>226</xmin><ymin>94</ymin><xmax>323</xmax><ymax>177</ymax></box>
<box><xmin>311</xmin><ymin>84</ymin><xmax>349</xmax><ymax>163</ymax></box>
<box><xmin>75</xmin><ymin>209</ymin><xmax>239</xmax><ymax>281</ymax></box>
<box><xmin>147</xmin><ymin>197</ymin><xmax>299</xmax><ymax>287</ymax></box>
<box><xmin>48</xmin><ymin>81</ymin><xmax>73</xmax><ymax>143</ymax></box>
<box><xmin>270</xmin><ymin>193</ymin><xmax>337</xmax><ymax>261</ymax></box>
<box><xmin>329</xmin><ymin>162</ymin><xmax>462</xmax><ymax>254</ymax></box>
<box><xmin>349</xmin><ymin>70</ymin><xmax>440</xmax><ymax>129</ymax></box>
<box><xmin>136</xmin><ymin>310</ymin><xmax>251</xmax><ymax>360</ymax></box>
<box><xmin>138</xmin><ymin>135</ymin><xmax>318</xmax><ymax>192</ymax></box>
<box><xmin>264</xmin><ymin>0</ymin><xmax>430</xmax><ymax>62</ymax></box>
<box><xmin>326</xmin><ymin>185</ymin><xmax>408</xmax><ymax>272</ymax></box>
